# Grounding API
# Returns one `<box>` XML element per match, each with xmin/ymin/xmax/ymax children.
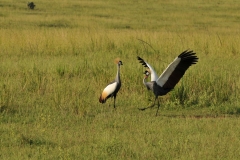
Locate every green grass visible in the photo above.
<box><xmin>0</xmin><ymin>0</ymin><xmax>240</xmax><ymax>159</ymax></box>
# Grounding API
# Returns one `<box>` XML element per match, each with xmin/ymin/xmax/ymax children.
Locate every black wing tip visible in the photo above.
<box><xmin>179</xmin><ymin>49</ymin><xmax>196</xmax><ymax>56</ymax></box>
<box><xmin>137</xmin><ymin>56</ymin><xmax>143</xmax><ymax>60</ymax></box>
<box><xmin>177</xmin><ymin>49</ymin><xmax>199</xmax><ymax>65</ymax></box>
<box><xmin>137</xmin><ymin>56</ymin><xmax>149</xmax><ymax>68</ymax></box>
<box><xmin>179</xmin><ymin>49</ymin><xmax>198</xmax><ymax>60</ymax></box>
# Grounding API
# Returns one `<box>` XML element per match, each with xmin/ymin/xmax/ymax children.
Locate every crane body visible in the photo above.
<box><xmin>99</xmin><ymin>58</ymin><xmax>123</xmax><ymax>108</ymax></box>
<box><xmin>138</xmin><ymin>50</ymin><xmax>198</xmax><ymax>116</ymax></box>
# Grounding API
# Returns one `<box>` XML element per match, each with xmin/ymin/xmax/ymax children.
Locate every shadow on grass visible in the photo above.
<box><xmin>160</xmin><ymin>114</ymin><xmax>240</xmax><ymax>119</ymax></box>
<box><xmin>0</xmin><ymin>105</ymin><xmax>17</xmax><ymax>114</ymax></box>
<box><xmin>20</xmin><ymin>134</ymin><xmax>57</xmax><ymax>147</ymax></box>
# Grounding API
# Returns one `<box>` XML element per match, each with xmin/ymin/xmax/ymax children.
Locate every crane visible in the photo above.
<box><xmin>137</xmin><ymin>50</ymin><xmax>198</xmax><ymax>116</ymax></box>
<box><xmin>99</xmin><ymin>58</ymin><xmax>123</xmax><ymax>108</ymax></box>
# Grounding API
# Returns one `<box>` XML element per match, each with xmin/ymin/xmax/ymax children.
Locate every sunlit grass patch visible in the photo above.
<box><xmin>0</xmin><ymin>0</ymin><xmax>240</xmax><ymax>159</ymax></box>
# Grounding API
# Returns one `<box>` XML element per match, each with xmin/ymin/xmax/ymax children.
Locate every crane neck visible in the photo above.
<box><xmin>143</xmin><ymin>77</ymin><xmax>147</xmax><ymax>87</ymax></box>
<box><xmin>115</xmin><ymin>64</ymin><xmax>121</xmax><ymax>83</ymax></box>
<box><xmin>143</xmin><ymin>77</ymin><xmax>154</xmax><ymax>90</ymax></box>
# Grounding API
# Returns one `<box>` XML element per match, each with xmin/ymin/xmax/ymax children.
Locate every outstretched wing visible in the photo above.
<box><xmin>156</xmin><ymin>50</ymin><xmax>198</xmax><ymax>88</ymax></box>
<box><xmin>137</xmin><ymin>56</ymin><xmax>158</xmax><ymax>81</ymax></box>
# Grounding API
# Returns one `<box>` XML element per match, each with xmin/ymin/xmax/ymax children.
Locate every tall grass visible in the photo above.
<box><xmin>0</xmin><ymin>0</ymin><xmax>240</xmax><ymax>159</ymax></box>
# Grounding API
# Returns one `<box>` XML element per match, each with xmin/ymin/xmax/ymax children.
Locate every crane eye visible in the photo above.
<box><xmin>144</xmin><ymin>70</ymin><xmax>149</xmax><ymax>76</ymax></box>
<box><xmin>119</xmin><ymin>61</ymin><xmax>123</xmax><ymax>65</ymax></box>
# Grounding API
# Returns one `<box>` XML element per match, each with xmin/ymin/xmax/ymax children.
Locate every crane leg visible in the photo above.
<box><xmin>155</xmin><ymin>99</ymin><xmax>160</xmax><ymax>116</ymax></box>
<box><xmin>138</xmin><ymin>96</ymin><xmax>158</xmax><ymax>111</ymax></box>
<box><xmin>113</xmin><ymin>96</ymin><xmax>116</xmax><ymax>108</ymax></box>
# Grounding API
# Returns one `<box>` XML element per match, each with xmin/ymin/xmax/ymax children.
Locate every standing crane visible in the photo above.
<box><xmin>137</xmin><ymin>50</ymin><xmax>198</xmax><ymax>116</ymax></box>
<box><xmin>99</xmin><ymin>58</ymin><xmax>123</xmax><ymax>108</ymax></box>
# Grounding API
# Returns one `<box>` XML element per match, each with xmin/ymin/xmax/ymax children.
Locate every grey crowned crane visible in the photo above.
<box><xmin>137</xmin><ymin>50</ymin><xmax>198</xmax><ymax>116</ymax></box>
<box><xmin>99</xmin><ymin>58</ymin><xmax>123</xmax><ymax>108</ymax></box>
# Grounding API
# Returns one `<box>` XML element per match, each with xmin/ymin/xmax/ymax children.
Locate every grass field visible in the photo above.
<box><xmin>0</xmin><ymin>0</ymin><xmax>240</xmax><ymax>159</ymax></box>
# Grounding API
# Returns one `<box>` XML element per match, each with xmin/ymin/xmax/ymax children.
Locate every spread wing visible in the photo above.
<box><xmin>156</xmin><ymin>50</ymin><xmax>198</xmax><ymax>88</ymax></box>
<box><xmin>137</xmin><ymin>56</ymin><xmax>158</xmax><ymax>81</ymax></box>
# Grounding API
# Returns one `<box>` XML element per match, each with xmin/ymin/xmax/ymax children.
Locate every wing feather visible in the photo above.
<box><xmin>156</xmin><ymin>50</ymin><xmax>198</xmax><ymax>88</ymax></box>
<box><xmin>99</xmin><ymin>82</ymin><xmax>117</xmax><ymax>103</ymax></box>
<box><xmin>137</xmin><ymin>56</ymin><xmax>158</xmax><ymax>81</ymax></box>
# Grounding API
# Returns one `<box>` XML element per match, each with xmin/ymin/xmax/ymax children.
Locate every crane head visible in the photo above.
<box><xmin>114</xmin><ymin>58</ymin><xmax>123</xmax><ymax>66</ymax></box>
<box><xmin>143</xmin><ymin>70</ymin><xmax>150</xmax><ymax>79</ymax></box>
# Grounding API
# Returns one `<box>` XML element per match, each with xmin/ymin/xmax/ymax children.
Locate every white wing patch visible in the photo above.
<box><xmin>102</xmin><ymin>82</ymin><xmax>117</xmax><ymax>98</ymax></box>
<box><xmin>145</xmin><ymin>61</ymin><xmax>158</xmax><ymax>82</ymax></box>
<box><xmin>156</xmin><ymin>57</ymin><xmax>181</xmax><ymax>87</ymax></box>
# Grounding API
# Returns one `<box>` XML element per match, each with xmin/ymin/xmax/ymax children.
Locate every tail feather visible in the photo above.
<box><xmin>99</xmin><ymin>95</ymin><xmax>106</xmax><ymax>103</ymax></box>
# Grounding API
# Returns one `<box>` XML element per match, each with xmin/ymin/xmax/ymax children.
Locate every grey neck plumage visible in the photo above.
<box><xmin>115</xmin><ymin>64</ymin><xmax>121</xmax><ymax>83</ymax></box>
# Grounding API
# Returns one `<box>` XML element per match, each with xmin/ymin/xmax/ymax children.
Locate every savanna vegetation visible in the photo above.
<box><xmin>0</xmin><ymin>0</ymin><xmax>240</xmax><ymax>159</ymax></box>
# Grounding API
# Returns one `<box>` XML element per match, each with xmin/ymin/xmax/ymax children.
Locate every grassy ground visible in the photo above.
<box><xmin>0</xmin><ymin>0</ymin><xmax>240</xmax><ymax>159</ymax></box>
